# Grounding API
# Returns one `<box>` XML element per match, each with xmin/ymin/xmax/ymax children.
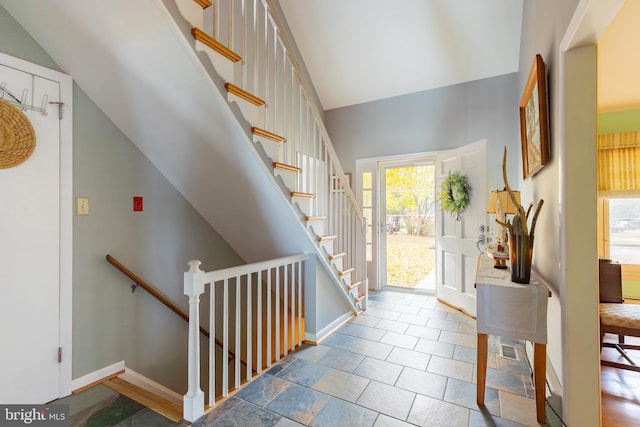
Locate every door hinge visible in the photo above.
<box><xmin>58</xmin><ymin>347</ymin><xmax>62</xmax><ymax>363</ymax></box>
<box><xmin>49</xmin><ymin>101</ymin><xmax>64</xmax><ymax>119</ymax></box>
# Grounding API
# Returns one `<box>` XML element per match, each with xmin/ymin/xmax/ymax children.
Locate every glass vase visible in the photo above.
<box><xmin>508</xmin><ymin>232</ymin><xmax>534</xmax><ymax>284</ymax></box>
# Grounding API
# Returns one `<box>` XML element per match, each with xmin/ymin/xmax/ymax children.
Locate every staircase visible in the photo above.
<box><xmin>1</xmin><ymin>0</ymin><xmax>368</xmax><ymax>420</ymax></box>
<box><xmin>171</xmin><ymin>0</ymin><xmax>368</xmax><ymax>312</ymax></box>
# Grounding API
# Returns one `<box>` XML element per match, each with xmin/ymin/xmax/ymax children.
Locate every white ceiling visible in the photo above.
<box><xmin>278</xmin><ymin>0</ymin><xmax>524</xmax><ymax>110</ymax></box>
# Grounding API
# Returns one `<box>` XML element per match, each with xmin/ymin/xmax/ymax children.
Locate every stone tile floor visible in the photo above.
<box><xmin>53</xmin><ymin>383</ymin><xmax>187</xmax><ymax>426</ymax></box>
<box><xmin>195</xmin><ymin>289</ymin><xmax>548</xmax><ymax>427</ymax></box>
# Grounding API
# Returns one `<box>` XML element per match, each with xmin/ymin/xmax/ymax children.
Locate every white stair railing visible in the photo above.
<box><xmin>183</xmin><ymin>253</ymin><xmax>307</xmax><ymax>422</ymax></box>
<box><xmin>180</xmin><ymin>0</ymin><xmax>368</xmax><ymax>310</ymax></box>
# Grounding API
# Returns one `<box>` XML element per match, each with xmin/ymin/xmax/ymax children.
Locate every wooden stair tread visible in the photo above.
<box><xmin>291</xmin><ymin>191</ymin><xmax>315</xmax><ymax>199</ymax></box>
<box><xmin>192</xmin><ymin>28</ymin><xmax>241</xmax><ymax>62</ymax></box>
<box><xmin>273</xmin><ymin>162</ymin><xmax>301</xmax><ymax>173</ymax></box>
<box><xmin>348</xmin><ymin>281</ymin><xmax>362</xmax><ymax>290</ymax></box>
<box><xmin>329</xmin><ymin>252</ymin><xmax>346</xmax><ymax>260</ymax></box>
<box><xmin>103</xmin><ymin>377</ymin><xmax>183</xmax><ymax>422</ymax></box>
<box><xmin>194</xmin><ymin>0</ymin><xmax>212</xmax><ymax>8</ymax></box>
<box><xmin>305</xmin><ymin>216</ymin><xmax>327</xmax><ymax>222</ymax></box>
<box><xmin>317</xmin><ymin>235</ymin><xmax>337</xmax><ymax>242</ymax></box>
<box><xmin>224</xmin><ymin>83</ymin><xmax>265</xmax><ymax>106</ymax></box>
<box><xmin>339</xmin><ymin>267</ymin><xmax>355</xmax><ymax>276</ymax></box>
<box><xmin>252</xmin><ymin>127</ymin><xmax>286</xmax><ymax>142</ymax></box>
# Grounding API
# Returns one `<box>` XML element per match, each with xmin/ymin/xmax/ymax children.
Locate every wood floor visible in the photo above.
<box><xmin>601</xmin><ymin>334</ymin><xmax>640</xmax><ymax>426</ymax></box>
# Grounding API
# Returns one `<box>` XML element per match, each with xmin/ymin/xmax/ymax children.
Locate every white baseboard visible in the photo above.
<box><xmin>120</xmin><ymin>368</ymin><xmax>183</xmax><ymax>406</ymax></box>
<box><xmin>71</xmin><ymin>360</ymin><xmax>125</xmax><ymax>391</ymax></box>
<box><xmin>305</xmin><ymin>311</ymin><xmax>353</xmax><ymax>344</ymax></box>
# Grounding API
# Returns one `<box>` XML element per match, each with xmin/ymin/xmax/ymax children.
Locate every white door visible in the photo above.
<box><xmin>0</xmin><ymin>55</ymin><xmax>72</xmax><ymax>403</ymax></box>
<box><xmin>435</xmin><ymin>140</ymin><xmax>487</xmax><ymax>316</ymax></box>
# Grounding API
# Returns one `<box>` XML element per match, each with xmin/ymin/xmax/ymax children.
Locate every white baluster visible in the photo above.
<box><xmin>275</xmin><ymin>265</ymin><xmax>280</xmax><ymax>361</ymax></box>
<box><xmin>246</xmin><ymin>272</ymin><xmax>252</xmax><ymax>382</ymax></box>
<box><xmin>257</xmin><ymin>269</ymin><xmax>263</xmax><ymax>373</ymax></box>
<box><xmin>298</xmin><ymin>260</ymin><xmax>303</xmax><ymax>345</ymax></box>
<box><xmin>183</xmin><ymin>260</ymin><xmax>205</xmax><ymax>422</ymax></box>
<box><xmin>266</xmin><ymin>267</ymin><xmax>272</xmax><ymax>367</ymax></box>
<box><xmin>283</xmin><ymin>263</ymin><xmax>288</xmax><ymax>356</ymax></box>
<box><xmin>235</xmin><ymin>275</ymin><xmax>241</xmax><ymax>389</ymax></box>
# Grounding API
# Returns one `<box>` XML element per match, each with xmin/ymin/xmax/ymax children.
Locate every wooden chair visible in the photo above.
<box><xmin>599</xmin><ymin>258</ymin><xmax>640</xmax><ymax>372</ymax></box>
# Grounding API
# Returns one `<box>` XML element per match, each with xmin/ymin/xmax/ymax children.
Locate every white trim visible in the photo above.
<box><xmin>121</xmin><ymin>367</ymin><xmax>183</xmax><ymax>406</ymax></box>
<box><xmin>71</xmin><ymin>360</ymin><xmax>125</xmax><ymax>391</ymax></box>
<box><xmin>560</xmin><ymin>0</ymin><xmax>624</xmax><ymax>51</ymax></box>
<box><xmin>304</xmin><ymin>311</ymin><xmax>353</xmax><ymax>344</ymax></box>
<box><xmin>0</xmin><ymin>51</ymin><xmax>73</xmax><ymax>399</ymax></box>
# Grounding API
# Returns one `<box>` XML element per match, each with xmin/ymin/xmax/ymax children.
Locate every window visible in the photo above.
<box><xmin>599</xmin><ymin>198</ymin><xmax>640</xmax><ymax>281</ymax></box>
<box><xmin>362</xmin><ymin>172</ymin><xmax>373</xmax><ymax>261</ymax></box>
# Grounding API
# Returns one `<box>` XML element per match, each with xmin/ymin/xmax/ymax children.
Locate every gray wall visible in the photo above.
<box><xmin>0</xmin><ymin>5</ymin><xmax>244</xmax><ymax>392</ymax></box>
<box><xmin>518</xmin><ymin>0</ymin><xmax>599</xmax><ymax>425</ymax></box>
<box><xmin>324</xmin><ymin>73</ymin><xmax>522</xmax><ymax>189</ymax></box>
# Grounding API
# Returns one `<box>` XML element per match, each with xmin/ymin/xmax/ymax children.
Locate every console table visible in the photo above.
<box><xmin>475</xmin><ymin>255</ymin><xmax>550</xmax><ymax>423</ymax></box>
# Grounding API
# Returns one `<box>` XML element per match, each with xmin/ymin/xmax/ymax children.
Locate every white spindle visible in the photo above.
<box><xmin>246</xmin><ymin>272</ymin><xmax>252</xmax><ymax>381</ymax></box>
<box><xmin>266</xmin><ymin>267</ymin><xmax>272</xmax><ymax>367</ymax></box>
<box><xmin>297</xmin><ymin>261</ymin><xmax>302</xmax><ymax>345</ymax></box>
<box><xmin>235</xmin><ymin>276</ymin><xmax>241</xmax><ymax>389</ymax></box>
<box><xmin>275</xmin><ymin>265</ymin><xmax>280</xmax><ymax>361</ymax></box>
<box><xmin>222</xmin><ymin>278</ymin><xmax>229</xmax><ymax>396</ymax></box>
<box><xmin>291</xmin><ymin>262</ymin><xmax>296</xmax><ymax>348</ymax></box>
<box><xmin>227</xmin><ymin>0</ymin><xmax>234</xmax><ymax>52</ymax></box>
<box><xmin>283</xmin><ymin>263</ymin><xmax>288</xmax><ymax>356</ymax></box>
<box><xmin>257</xmin><ymin>269</ymin><xmax>262</xmax><ymax>373</ymax></box>
<box><xmin>214</xmin><ymin>0</ymin><xmax>220</xmax><ymax>41</ymax></box>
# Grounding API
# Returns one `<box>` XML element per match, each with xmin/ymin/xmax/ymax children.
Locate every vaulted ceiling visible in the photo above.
<box><xmin>278</xmin><ymin>0</ymin><xmax>524</xmax><ymax>110</ymax></box>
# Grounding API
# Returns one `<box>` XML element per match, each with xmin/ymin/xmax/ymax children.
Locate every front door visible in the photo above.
<box><xmin>0</xmin><ymin>53</ymin><xmax>72</xmax><ymax>403</ymax></box>
<box><xmin>435</xmin><ymin>140</ymin><xmax>487</xmax><ymax>316</ymax></box>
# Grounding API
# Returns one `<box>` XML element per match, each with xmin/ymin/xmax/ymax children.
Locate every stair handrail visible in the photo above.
<box><xmin>105</xmin><ymin>254</ymin><xmax>236</xmax><ymax>363</ymax></box>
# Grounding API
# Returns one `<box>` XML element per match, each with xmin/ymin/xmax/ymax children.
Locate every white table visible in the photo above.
<box><xmin>474</xmin><ymin>255</ymin><xmax>550</xmax><ymax>423</ymax></box>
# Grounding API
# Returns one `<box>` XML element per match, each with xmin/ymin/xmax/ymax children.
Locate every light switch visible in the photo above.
<box><xmin>76</xmin><ymin>197</ymin><xmax>89</xmax><ymax>215</ymax></box>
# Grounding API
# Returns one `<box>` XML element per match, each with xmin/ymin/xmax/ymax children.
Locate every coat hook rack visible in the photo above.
<box><xmin>0</xmin><ymin>83</ymin><xmax>48</xmax><ymax>115</ymax></box>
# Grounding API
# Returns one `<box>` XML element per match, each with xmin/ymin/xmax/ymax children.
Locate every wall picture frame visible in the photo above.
<box><xmin>519</xmin><ymin>54</ymin><xmax>550</xmax><ymax>179</ymax></box>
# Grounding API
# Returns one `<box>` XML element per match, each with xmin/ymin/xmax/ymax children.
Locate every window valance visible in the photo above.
<box><xmin>597</xmin><ymin>131</ymin><xmax>640</xmax><ymax>198</ymax></box>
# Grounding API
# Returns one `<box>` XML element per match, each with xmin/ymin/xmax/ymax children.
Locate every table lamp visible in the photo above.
<box><xmin>486</xmin><ymin>189</ymin><xmax>521</xmax><ymax>268</ymax></box>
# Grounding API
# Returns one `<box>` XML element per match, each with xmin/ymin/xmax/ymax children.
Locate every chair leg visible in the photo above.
<box><xmin>613</xmin><ymin>344</ymin><xmax>637</xmax><ymax>365</ymax></box>
<box><xmin>619</xmin><ymin>334</ymin><xmax>625</xmax><ymax>344</ymax></box>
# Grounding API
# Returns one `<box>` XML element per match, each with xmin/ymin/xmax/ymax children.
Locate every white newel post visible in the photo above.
<box><xmin>183</xmin><ymin>260</ymin><xmax>205</xmax><ymax>422</ymax></box>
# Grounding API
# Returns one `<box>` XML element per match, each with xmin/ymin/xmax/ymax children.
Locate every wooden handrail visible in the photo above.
<box><xmin>105</xmin><ymin>254</ymin><xmax>236</xmax><ymax>363</ymax></box>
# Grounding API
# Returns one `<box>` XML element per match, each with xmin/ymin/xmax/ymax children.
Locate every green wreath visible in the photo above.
<box><xmin>439</xmin><ymin>172</ymin><xmax>471</xmax><ymax>220</ymax></box>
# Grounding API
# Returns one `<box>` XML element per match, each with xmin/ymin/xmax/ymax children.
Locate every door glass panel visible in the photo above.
<box><xmin>384</xmin><ymin>164</ymin><xmax>436</xmax><ymax>289</ymax></box>
<box><xmin>362</xmin><ymin>173</ymin><xmax>373</xmax><ymax>262</ymax></box>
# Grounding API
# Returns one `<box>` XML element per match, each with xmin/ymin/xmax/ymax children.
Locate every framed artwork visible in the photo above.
<box><xmin>519</xmin><ymin>54</ymin><xmax>550</xmax><ymax>179</ymax></box>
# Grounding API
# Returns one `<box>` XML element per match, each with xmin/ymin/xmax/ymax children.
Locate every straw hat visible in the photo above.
<box><xmin>0</xmin><ymin>98</ymin><xmax>36</xmax><ymax>169</ymax></box>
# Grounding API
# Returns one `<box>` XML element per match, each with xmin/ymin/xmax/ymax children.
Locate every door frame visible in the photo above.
<box><xmin>1</xmin><ymin>52</ymin><xmax>73</xmax><ymax>398</ymax></box>
<box><xmin>356</xmin><ymin>150</ymin><xmax>441</xmax><ymax>292</ymax></box>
